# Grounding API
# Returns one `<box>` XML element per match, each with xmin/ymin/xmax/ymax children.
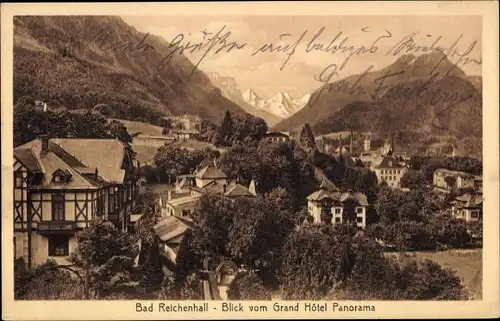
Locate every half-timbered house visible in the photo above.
<box><xmin>13</xmin><ymin>136</ymin><xmax>138</xmax><ymax>268</ymax></box>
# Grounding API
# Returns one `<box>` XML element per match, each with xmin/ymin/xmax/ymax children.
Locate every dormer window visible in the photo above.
<box><xmin>52</xmin><ymin>169</ymin><xmax>72</xmax><ymax>184</ymax></box>
<box><xmin>389</xmin><ymin>161</ymin><xmax>393</xmax><ymax>167</ymax></box>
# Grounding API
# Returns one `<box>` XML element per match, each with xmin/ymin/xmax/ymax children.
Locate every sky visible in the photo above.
<box><xmin>123</xmin><ymin>16</ymin><xmax>482</xmax><ymax>99</ymax></box>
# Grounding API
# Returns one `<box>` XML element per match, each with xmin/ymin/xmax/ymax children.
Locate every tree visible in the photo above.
<box><xmin>71</xmin><ymin>219</ymin><xmax>138</xmax><ymax>298</ymax></box>
<box><xmin>136</xmin><ymin>205</ymin><xmax>165</xmax><ymax>292</ymax></box>
<box><xmin>226</xmin><ymin>272</ymin><xmax>272</xmax><ymax>300</ymax></box>
<box><xmin>213</xmin><ymin>111</ymin><xmax>234</xmax><ymax>146</ymax></box>
<box><xmin>153</xmin><ymin>145</ymin><xmax>206</xmax><ymax>182</ymax></box>
<box><xmin>106</xmin><ymin>119</ymin><xmax>133</xmax><ymax>144</ymax></box>
<box><xmin>299</xmin><ymin>123</ymin><xmax>317</xmax><ymax>151</ymax></box>
<box><xmin>279</xmin><ymin>227</ymin><xmax>339</xmax><ymax>300</ymax></box>
<box><xmin>400</xmin><ymin>170</ymin><xmax>426</xmax><ymax>189</ymax></box>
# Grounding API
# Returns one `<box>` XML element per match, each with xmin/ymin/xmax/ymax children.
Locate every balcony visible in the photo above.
<box><xmin>37</xmin><ymin>221</ymin><xmax>77</xmax><ymax>234</ymax></box>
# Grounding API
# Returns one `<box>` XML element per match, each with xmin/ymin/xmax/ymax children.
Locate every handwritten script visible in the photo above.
<box><xmin>67</xmin><ymin>24</ymin><xmax>482</xmax><ymax>130</ymax></box>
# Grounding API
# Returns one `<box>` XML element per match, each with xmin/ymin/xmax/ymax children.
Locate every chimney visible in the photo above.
<box><xmin>364</xmin><ymin>136</ymin><xmax>371</xmax><ymax>152</ymax></box>
<box><xmin>248</xmin><ymin>179</ymin><xmax>256</xmax><ymax>196</ymax></box>
<box><xmin>223</xmin><ymin>183</ymin><xmax>227</xmax><ymax>194</ymax></box>
<box><xmin>167</xmin><ymin>190</ymin><xmax>172</xmax><ymax>201</ymax></box>
<box><xmin>213</xmin><ymin>158</ymin><xmax>217</xmax><ymax>168</ymax></box>
<box><xmin>94</xmin><ymin>168</ymin><xmax>99</xmax><ymax>181</ymax></box>
<box><xmin>349</xmin><ymin>129</ymin><xmax>354</xmax><ymax>154</ymax></box>
<box><xmin>40</xmin><ymin>135</ymin><xmax>49</xmax><ymax>153</ymax></box>
<box><xmin>338</xmin><ymin>134</ymin><xmax>342</xmax><ymax>150</ymax></box>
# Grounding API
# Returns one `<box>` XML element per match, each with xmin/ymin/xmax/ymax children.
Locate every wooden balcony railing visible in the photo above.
<box><xmin>37</xmin><ymin>221</ymin><xmax>76</xmax><ymax>232</ymax></box>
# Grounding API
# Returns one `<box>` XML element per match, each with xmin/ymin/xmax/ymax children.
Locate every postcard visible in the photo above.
<box><xmin>1</xmin><ymin>1</ymin><xmax>499</xmax><ymax>320</ymax></box>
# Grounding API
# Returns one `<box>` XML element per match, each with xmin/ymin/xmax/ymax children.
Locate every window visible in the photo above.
<box><xmin>14</xmin><ymin>172</ymin><xmax>23</xmax><ymax>188</ymax></box>
<box><xmin>357</xmin><ymin>216</ymin><xmax>363</xmax><ymax>223</ymax></box>
<box><xmin>51</xmin><ymin>193</ymin><xmax>65</xmax><ymax>221</ymax></box>
<box><xmin>335</xmin><ymin>208</ymin><xmax>341</xmax><ymax>214</ymax></box>
<box><xmin>356</xmin><ymin>207</ymin><xmax>363</xmax><ymax>214</ymax></box>
<box><xmin>48</xmin><ymin>236</ymin><xmax>69</xmax><ymax>256</ymax></box>
<box><xmin>335</xmin><ymin>217</ymin><xmax>341</xmax><ymax>223</ymax></box>
<box><xmin>182</xmin><ymin>210</ymin><xmax>190</xmax><ymax>216</ymax></box>
<box><xmin>471</xmin><ymin>212</ymin><xmax>479</xmax><ymax>219</ymax></box>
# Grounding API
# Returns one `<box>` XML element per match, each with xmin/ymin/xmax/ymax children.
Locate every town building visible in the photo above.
<box><xmin>433</xmin><ymin>168</ymin><xmax>477</xmax><ymax>193</ymax></box>
<box><xmin>157</xmin><ymin>161</ymin><xmax>256</xmax><ymax>219</ymax></box>
<box><xmin>195</xmin><ymin>161</ymin><xmax>228</xmax><ymax>188</ymax></box>
<box><xmin>306</xmin><ymin>179</ymin><xmax>369</xmax><ymax>230</ymax></box>
<box><xmin>264</xmin><ymin>131</ymin><xmax>290</xmax><ymax>144</ymax></box>
<box><xmin>170</xmin><ymin>129</ymin><xmax>199</xmax><ymax>141</ymax></box>
<box><xmin>13</xmin><ymin>137</ymin><xmax>138</xmax><ymax>268</ymax></box>
<box><xmin>370</xmin><ymin>155</ymin><xmax>408</xmax><ymax>188</ymax></box>
<box><xmin>153</xmin><ymin>215</ymin><xmax>194</xmax><ymax>261</ymax></box>
<box><xmin>450</xmin><ymin>193</ymin><xmax>483</xmax><ymax>222</ymax></box>
<box><xmin>134</xmin><ymin>134</ymin><xmax>175</xmax><ymax>148</ymax></box>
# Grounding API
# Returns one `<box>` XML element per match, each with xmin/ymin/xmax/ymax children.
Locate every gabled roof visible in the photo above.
<box><xmin>14</xmin><ymin>138</ymin><xmax>132</xmax><ymax>189</ymax></box>
<box><xmin>33</xmin><ymin>151</ymin><xmax>96</xmax><ymax>189</ymax></box>
<box><xmin>51</xmin><ymin>138</ymin><xmax>127</xmax><ymax>183</ymax></box>
<box><xmin>224</xmin><ymin>183</ymin><xmax>255</xmax><ymax>198</ymax></box>
<box><xmin>154</xmin><ymin>215</ymin><xmax>193</xmax><ymax>243</ymax></box>
<box><xmin>340</xmin><ymin>191</ymin><xmax>369</xmax><ymax>206</ymax></box>
<box><xmin>455</xmin><ymin>193</ymin><xmax>483</xmax><ymax>208</ymax></box>
<box><xmin>372</xmin><ymin>155</ymin><xmax>404</xmax><ymax>169</ymax></box>
<box><xmin>196</xmin><ymin>164</ymin><xmax>227</xmax><ymax>180</ymax></box>
<box><xmin>14</xmin><ymin>148</ymin><xmax>42</xmax><ymax>172</ymax></box>
<box><xmin>166</xmin><ymin>194</ymin><xmax>201</xmax><ymax>209</ymax></box>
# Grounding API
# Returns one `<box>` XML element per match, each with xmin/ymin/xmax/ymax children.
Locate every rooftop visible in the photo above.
<box><xmin>154</xmin><ymin>215</ymin><xmax>193</xmax><ymax>242</ymax></box>
<box><xmin>14</xmin><ymin>138</ymin><xmax>132</xmax><ymax>189</ymax></box>
<box><xmin>196</xmin><ymin>164</ymin><xmax>227</xmax><ymax>180</ymax></box>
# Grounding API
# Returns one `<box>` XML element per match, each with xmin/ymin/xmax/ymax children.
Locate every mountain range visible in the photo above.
<box><xmin>241</xmin><ymin>89</ymin><xmax>310</xmax><ymax>119</ymax></box>
<box><xmin>205</xmin><ymin>72</ymin><xmax>282</xmax><ymax>126</ymax></box>
<box><xmin>13</xmin><ymin>16</ymin><xmax>246</xmax><ymax>123</ymax></box>
<box><xmin>272</xmin><ymin>52</ymin><xmax>482</xmax><ymax>141</ymax></box>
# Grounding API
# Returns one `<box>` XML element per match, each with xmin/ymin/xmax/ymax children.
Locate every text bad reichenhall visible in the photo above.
<box><xmin>135</xmin><ymin>302</ymin><xmax>375</xmax><ymax>313</ymax></box>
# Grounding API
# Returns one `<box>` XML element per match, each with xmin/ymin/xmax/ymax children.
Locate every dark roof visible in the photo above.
<box><xmin>224</xmin><ymin>183</ymin><xmax>255</xmax><ymax>198</ymax></box>
<box><xmin>265</xmin><ymin>131</ymin><xmax>290</xmax><ymax>138</ymax></box>
<box><xmin>14</xmin><ymin>148</ymin><xmax>42</xmax><ymax>172</ymax></box>
<box><xmin>373</xmin><ymin>155</ymin><xmax>404</xmax><ymax>169</ymax></box>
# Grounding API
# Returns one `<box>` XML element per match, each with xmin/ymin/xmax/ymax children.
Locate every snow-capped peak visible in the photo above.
<box><xmin>242</xmin><ymin>90</ymin><xmax>310</xmax><ymax>119</ymax></box>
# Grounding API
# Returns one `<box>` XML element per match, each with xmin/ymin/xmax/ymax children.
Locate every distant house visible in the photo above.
<box><xmin>134</xmin><ymin>134</ymin><xmax>175</xmax><ymax>147</ymax></box>
<box><xmin>370</xmin><ymin>155</ymin><xmax>407</xmax><ymax>188</ymax></box>
<box><xmin>306</xmin><ymin>179</ymin><xmax>369</xmax><ymax>230</ymax></box>
<box><xmin>450</xmin><ymin>193</ymin><xmax>483</xmax><ymax>222</ymax></box>
<box><xmin>190</xmin><ymin>180</ymin><xmax>257</xmax><ymax>200</ymax></box>
<box><xmin>433</xmin><ymin>168</ymin><xmax>477</xmax><ymax>193</ymax></box>
<box><xmin>160</xmin><ymin>194</ymin><xmax>201</xmax><ymax>218</ymax></box>
<box><xmin>195</xmin><ymin>161</ymin><xmax>228</xmax><ymax>188</ymax></box>
<box><xmin>153</xmin><ymin>215</ymin><xmax>194</xmax><ymax>263</ymax></box>
<box><xmin>157</xmin><ymin>161</ymin><xmax>256</xmax><ymax>220</ymax></box>
<box><xmin>265</xmin><ymin>131</ymin><xmax>290</xmax><ymax>144</ymax></box>
<box><xmin>171</xmin><ymin>129</ymin><xmax>199</xmax><ymax>141</ymax></box>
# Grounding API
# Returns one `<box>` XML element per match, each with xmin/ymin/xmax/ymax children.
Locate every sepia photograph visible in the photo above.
<box><xmin>2</xmin><ymin>1</ymin><xmax>499</xmax><ymax>320</ymax></box>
